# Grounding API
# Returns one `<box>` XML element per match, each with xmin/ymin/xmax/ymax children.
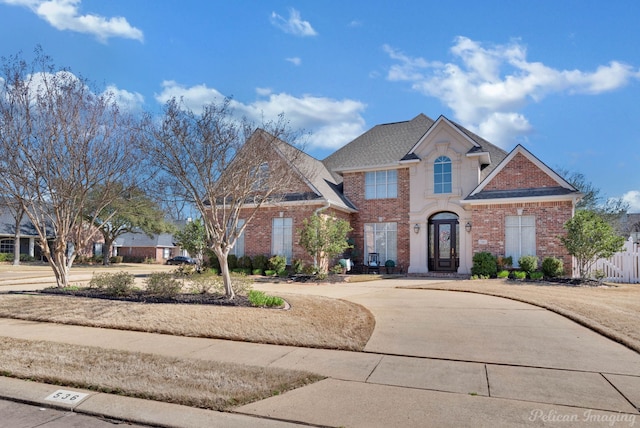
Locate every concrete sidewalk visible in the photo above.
<box><xmin>0</xmin><ymin>277</ymin><xmax>639</xmax><ymax>427</ymax></box>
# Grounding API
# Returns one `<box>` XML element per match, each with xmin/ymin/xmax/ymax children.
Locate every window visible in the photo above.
<box><xmin>365</xmin><ymin>170</ymin><xmax>397</xmax><ymax>199</ymax></box>
<box><xmin>163</xmin><ymin>248</ymin><xmax>171</xmax><ymax>259</ymax></box>
<box><xmin>434</xmin><ymin>156</ymin><xmax>452</xmax><ymax>194</ymax></box>
<box><xmin>230</xmin><ymin>219</ymin><xmax>245</xmax><ymax>257</ymax></box>
<box><xmin>252</xmin><ymin>162</ymin><xmax>269</xmax><ymax>191</ymax></box>
<box><xmin>505</xmin><ymin>215</ymin><xmax>536</xmax><ymax>265</ymax></box>
<box><xmin>0</xmin><ymin>239</ymin><xmax>14</xmax><ymax>254</ymax></box>
<box><xmin>272</xmin><ymin>217</ymin><xmax>293</xmax><ymax>263</ymax></box>
<box><xmin>364</xmin><ymin>222</ymin><xmax>397</xmax><ymax>263</ymax></box>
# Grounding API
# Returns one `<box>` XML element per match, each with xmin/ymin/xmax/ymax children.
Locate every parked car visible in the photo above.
<box><xmin>166</xmin><ymin>256</ymin><xmax>196</xmax><ymax>265</ymax></box>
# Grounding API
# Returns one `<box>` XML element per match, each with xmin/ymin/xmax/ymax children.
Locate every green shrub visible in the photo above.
<box><xmin>248</xmin><ymin>290</ymin><xmax>284</xmax><ymax>308</ymax></box>
<box><xmin>227</xmin><ymin>254</ymin><xmax>238</xmax><ymax>270</ymax></box>
<box><xmin>512</xmin><ymin>271</ymin><xmax>527</xmax><ymax>280</ymax></box>
<box><xmin>143</xmin><ymin>257</ymin><xmax>156</xmax><ymax>264</ymax></box>
<box><xmin>268</xmin><ymin>255</ymin><xmax>287</xmax><ymax>273</ymax></box>
<box><xmin>145</xmin><ymin>272</ymin><xmax>182</xmax><ymax>297</ymax></box>
<box><xmin>471</xmin><ymin>252</ymin><xmax>497</xmax><ymax>277</ymax></box>
<box><xmin>19</xmin><ymin>254</ymin><xmax>35</xmax><ymax>262</ymax></box>
<box><xmin>186</xmin><ymin>272</ymin><xmax>223</xmax><ymax>294</ymax></box>
<box><xmin>252</xmin><ymin>268</ymin><xmax>263</xmax><ymax>275</ymax></box>
<box><xmin>496</xmin><ymin>256</ymin><xmax>513</xmax><ymax>270</ymax></box>
<box><xmin>232</xmin><ymin>267</ymin><xmax>252</xmax><ymax>275</ymax></box>
<box><xmin>238</xmin><ymin>255</ymin><xmax>252</xmax><ymax>270</ymax></box>
<box><xmin>302</xmin><ymin>264</ymin><xmax>317</xmax><ymax>275</ymax></box>
<box><xmin>330</xmin><ymin>264</ymin><xmax>344</xmax><ymax>274</ymax></box>
<box><xmin>292</xmin><ymin>259</ymin><xmax>304</xmax><ymax>274</ymax></box>
<box><xmin>122</xmin><ymin>255</ymin><xmax>145</xmax><ymax>263</ymax></box>
<box><xmin>89</xmin><ymin>271</ymin><xmax>135</xmax><ymax>296</ymax></box>
<box><xmin>251</xmin><ymin>254</ymin><xmax>268</xmax><ymax>272</ymax></box>
<box><xmin>92</xmin><ymin>255</ymin><xmax>104</xmax><ymax>264</ymax></box>
<box><xmin>529</xmin><ymin>271</ymin><xmax>544</xmax><ymax>280</ymax></box>
<box><xmin>0</xmin><ymin>253</ymin><xmax>12</xmax><ymax>262</ymax></box>
<box><xmin>208</xmin><ymin>267</ymin><xmax>219</xmax><ymax>275</ymax></box>
<box><xmin>541</xmin><ymin>257</ymin><xmax>564</xmax><ymax>278</ymax></box>
<box><xmin>497</xmin><ymin>270</ymin><xmax>510</xmax><ymax>278</ymax></box>
<box><xmin>518</xmin><ymin>255</ymin><xmax>538</xmax><ymax>274</ymax></box>
<box><xmin>264</xmin><ymin>269</ymin><xmax>276</xmax><ymax>276</ymax></box>
<box><xmin>205</xmin><ymin>250</ymin><xmax>220</xmax><ymax>270</ymax></box>
<box><xmin>110</xmin><ymin>256</ymin><xmax>123</xmax><ymax>264</ymax></box>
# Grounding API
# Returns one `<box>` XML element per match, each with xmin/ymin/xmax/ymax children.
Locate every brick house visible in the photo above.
<box><xmin>234</xmin><ymin>114</ymin><xmax>581</xmax><ymax>274</ymax></box>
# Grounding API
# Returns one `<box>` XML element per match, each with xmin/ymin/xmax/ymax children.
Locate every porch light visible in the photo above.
<box><xmin>413</xmin><ymin>224</ymin><xmax>420</xmax><ymax>234</ymax></box>
<box><xmin>465</xmin><ymin>222</ymin><xmax>472</xmax><ymax>233</ymax></box>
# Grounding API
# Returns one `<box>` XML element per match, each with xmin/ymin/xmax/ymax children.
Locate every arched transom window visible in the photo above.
<box><xmin>434</xmin><ymin>156</ymin><xmax>452</xmax><ymax>194</ymax></box>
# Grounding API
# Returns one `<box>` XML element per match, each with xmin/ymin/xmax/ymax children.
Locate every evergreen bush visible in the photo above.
<box><xmin>471</xmin><ymin>252</ymin><xmax>497</xmax><ymax>277</ymax></box>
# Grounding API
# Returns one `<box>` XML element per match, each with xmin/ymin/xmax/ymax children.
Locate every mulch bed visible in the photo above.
<box><xmin>33</xmin><ymin>288</ymin><xmax>252</xmax><ymax>306</ymax></box>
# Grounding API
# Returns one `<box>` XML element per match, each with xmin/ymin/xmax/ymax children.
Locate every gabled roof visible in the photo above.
<box><xmin>322</xmin><ymin>114</ymin><xmax>435</xmax><ymax>179</ymax></box>
<box><xmin>463</xmin><ymin>144</ymin><xmax>581</xmax><ymax>204</ymax></box>
<box><xmin>404</xmin><ymin>116</ymin><xmax>508</xmax><ymax>179</ymax></box>
<box><xmin>0</xmin><ymin>210</ymin><xmax>53</xmax><ymax>237</ymax></box>
<box><xmin>322</xmin><ymin>114</ymin><xmax>508</xmax><ymax>181</ymax></box>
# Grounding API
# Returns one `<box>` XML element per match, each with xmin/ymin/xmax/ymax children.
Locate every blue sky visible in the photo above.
<box><xmin>1</xmin><ymin>0</ymin><xmax>639</xmax><ymax>212</ymax></box>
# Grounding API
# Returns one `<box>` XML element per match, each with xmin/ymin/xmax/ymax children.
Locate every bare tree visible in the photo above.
<box><xmin>0</xmin><ymin>49</ymin><xmax>143</xmax><ymax>287</ymax></box>
<box><xmin>143</xmin><ymin>98</ymin><xmax>306</xmax><ymax>298</ymax></box>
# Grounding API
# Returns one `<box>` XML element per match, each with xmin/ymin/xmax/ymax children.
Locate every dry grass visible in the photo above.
<box><xmin>0</xmin><ymin>337</ymin><xmax>322</xmax><ymax>410</ymax></box>
<box><xmin>0</xmin><ymin>293</ymin><xmax>375</xmax><ymax>351</ymax></box>
<box><xmin>403</xmin><ymin>279</ymin><xmax>640</xmax><ymax>353</ymax></box>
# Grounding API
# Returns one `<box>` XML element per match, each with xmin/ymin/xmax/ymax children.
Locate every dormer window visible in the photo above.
<box><xmin>434</xmin><ymin>156</ymin><xmax>452</xmax><ymax>194</ymax></box>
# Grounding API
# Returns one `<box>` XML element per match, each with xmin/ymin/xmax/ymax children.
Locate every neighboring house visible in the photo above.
<box><xmin>0</xmin><ymin>210</ymin><xmax>49</xmax><ymax>260</ymax></box>
<box><xmin>232</xmin><ymin>114</ymin><xmax>582</xmax><ymax>275</ymax></box>
<box><xmin>113</xmin><ymin>232</ymin><xmax>180</xmax><ymax>263</ymax></box>
<box><xmin>619</xmin><ymin>213</ymin><xmax>640</xmax><ymax>243</ymax></box>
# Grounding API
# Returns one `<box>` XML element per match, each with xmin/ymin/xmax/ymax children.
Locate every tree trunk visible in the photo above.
<box><xmin>13</xmin><ymin>232</ymin><xmax>20</xmax><ymax>266</ymax></box>
<box><xmin>102</xmin><ymin>237</ymin><xmax>113</xmax><ymax>266</ymax></box>
<box><xmin>214</xmin><ymin>247</ymin><xmax>235</xmax><ymax>299</ymax></box>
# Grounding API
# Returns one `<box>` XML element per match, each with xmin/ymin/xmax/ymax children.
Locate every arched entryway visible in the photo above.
<box><xmin>428</xmin><ymin>212</ymin><xmax>459</xmax><ymax>272</ymax></box>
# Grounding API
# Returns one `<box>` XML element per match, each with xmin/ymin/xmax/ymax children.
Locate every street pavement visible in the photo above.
<box><xmin>0</xmin><ymin>268</ymin><xmax>638</xmax><ymax>427</ymax></box>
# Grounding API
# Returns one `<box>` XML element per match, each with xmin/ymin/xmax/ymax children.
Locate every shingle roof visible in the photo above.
<box><xmin>114</xmin><ymin>232</ymin><xmax>176</xmax><ymax>248</ymax></box>
<box><xmin>464</xmin><ymin>187</ymin><xmax>579</xmax><ymax>201</ymax></box>
<box><xmin>0</xmin><ymin>210</ymin><xmax>51</xmax><ymax>237</ymax></box>
<box><xmin>322</xmin><ymin>114</ymin><xmax>508</xmax><ymax>181</ymax></box>
<box><xmin>322</xmin><ymin>114</ymin><xmax>434</xmax><ymax>180</ymax></box>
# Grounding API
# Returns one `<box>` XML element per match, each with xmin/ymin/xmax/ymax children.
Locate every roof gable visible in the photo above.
<box><xmin>465</xmin><ymin>145</ymin><xmax>580</xmax><ymax>202</ymax></box>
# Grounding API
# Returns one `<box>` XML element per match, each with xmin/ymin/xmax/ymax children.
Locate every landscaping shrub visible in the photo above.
<box><xmin>496</xmin><ymin>256</ymin><xmax>513</xmax><ymax>270</ymax></box>
<box><xmin>247</xmin><ymin>290</ymin><xmax>284</xmax><ymax>308</ymax></box>
<box><xmin>518</xmin><ymin>255</ymin><xmax>538</xmax><ymax>274</ymax></box>
<box><xmin>110</xmin><ymin>256</ymin><xmax>123</xmax><ymax>264</ymax></box>
<box><xmin>497</xmin><ymin>270</ymin><xmax>510</xmax><ymax>278</ymax></box>
<box><xmin>471</xmin><ymin>252</ymin><xmax>497</xmax><ymax>277</ymax></box>
<box><xmin>529</xmin><ymin>271</ymin><xmax>544</xmax><ymax>280</ymax></box>
<box><xmin>541</xmin><ymin>257</ymin><xmax>564</xmax><ymax>278</ymax></box>
<box><xmin>0</xmin><ymin>253</ymin><xmax>12</xmax><ymax>262</ymax></box>
<box><xmin>302</xmin><ymin>264</ymin><xmax>317</xmax><ymax>275</ymax></box>
<box><xmin>205</xmin><ymin>250</ymin><xmax>221</xmax><ymax>270</ymax></box>
<box><xmin>145</xmin><ymin>272</ymin><xmax>182</xmax><ymax>297</ymax></box>
<box><xmin>292</xmin><ymin>259</ymin><xmax>304</xmax><ymax>274</ymax></box>
<box><xmin>264</xmin><ymin>269</ymin><xmax>276</xmax><ymax>276</ymax></box>
<box><xmin>330</xmin><ymin>265</ymin><xmax>343</xmax><ymax>274</ymax></box>
<box><xmin>89</xmin><ymin>271</ymin><xmax>135</xmax><ymax>296</ymax></box>
<box><xmin>268</xmin><ymin>255</ymin><xmax>286</xmax><ymax>273</ymax></box>
<box><xmin>186</xmin><ymin>272</ymin><xmax>223</xmax><ymax>294</ymax></box>
<box><xmin>19</xmin><ymin>254</ymin><xmax>35</xmax><ymax>262</ymax></box>
<box><xmin>122</xmin><ymin>255</ymin><xmax>145</xmax><ymax>263</ymax></box>
<box><xmin>252</xmin><ymin>268</ymin><xmax>263</xmax><ymax>275</ymax></box>
<box><xmin>251</xmin><ymin>254</ymin><xmax>268</xmax><ymax>272</ymax></box>
<box><xmin>227</xmin><ymin>254</ymin><xmax>238</xmax><ymax>270</ymax></box>
<box><xmin>238</xmin><ymin>255</ymin><xmax>252</xmax><ymax>270</ymax></box>
<box><xmin>512</xmin><ymin>271</ymin><xmax>527</xmax><ymax>280</ymax></box>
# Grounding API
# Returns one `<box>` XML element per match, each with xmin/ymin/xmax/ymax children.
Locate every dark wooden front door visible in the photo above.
<box><xmin>429</xmin><ymin>216</ymin><xmax>459</xmax><ymax>272</ymax></box>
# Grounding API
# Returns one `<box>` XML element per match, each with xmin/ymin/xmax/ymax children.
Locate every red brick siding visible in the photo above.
<box><xmin>117</xmin><ymin>246</ymin><xmax>171</xmax><ymax>263</ymax></box>
<box><xmin>471</xmin><ymin>201</ymin><xmax>573</xmax><ymax>273</ymax></box>
<box><xmin>342</xmin><ymin>168</ymin><xmax>410</xmax><ymax>269</ymax></box>
<box><xmin>484</xmin><ymin>153</ymin><xmax>559</xmax><ymax>191</ymax></box>
<box><xmin>239</xmin><ymin>204</ymin><xmax>352</xmax><ymax>266</ymax></box>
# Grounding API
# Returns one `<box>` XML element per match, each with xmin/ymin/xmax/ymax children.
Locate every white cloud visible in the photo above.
<box><xmin>103</xmin><ymin>85</ymin><xmax>144</xmax><ymax>112</ymax></box>
<box><xmin>1</xmin><ymin>0</ymin><xmax>143</xmax><ymax>42</ymax></box>
<box><xmin>286</xmin><ymin>57</ymin><xmax>302</xmax><ymax>66</ymax></box>
<box><xmin>622</xmin><ymin>190</ymin><xmax>640</xmax><ymax>213</ymax></box>
<box><xmin>270</xmin><ymin>8</ymin><xmax>317</xmax><ymax>37</ymax></box>
<box><xmin>384</xmin><ymin>36</ymin><xmax>640</xmax><ymax>148</ymax></box>
<box><xmin>155</xmin><ymin>82</ymin><xmax>366</xmax><ymax>151</ymax></box>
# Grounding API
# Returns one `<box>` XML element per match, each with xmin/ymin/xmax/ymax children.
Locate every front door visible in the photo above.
<box><xmin>429</xmin><ymin>213</ymin><xmax>459</xmax><ymax>272</ymax></box>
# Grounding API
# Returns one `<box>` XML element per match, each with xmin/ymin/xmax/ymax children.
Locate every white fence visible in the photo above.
<box><xmin>573</xmin><ymin>237</ymin><xmax>640</xmax><ymax>284</ymax></box>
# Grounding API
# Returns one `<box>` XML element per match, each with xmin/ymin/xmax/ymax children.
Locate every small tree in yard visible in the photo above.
<box><xmin>143</xmin><ymin>98</ymin><xmax>307</xmax><ymax>299</ymax></box>
<box><xmin>0</xmin><ymin>49</ymin><xmax>142</xmax><ymax>287</ymax></box>
<box><xmin>173</xmin><ymin>218</ymin><xmax>207</xmax><ymax>265</ymax></box>
<box><xmin>299</xmin><ymin>213</ymin><xmax>352</xmax><ymax>275</ymax></box>
<box><xmin>560</xmin><ymin>210</ymin><xmax>625</xmax><ymax>279</ymax></box>
<box><xmin>87</xmin><ymin>184</ymin><xmax>171</xmax><ymax>265</ymax></box>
